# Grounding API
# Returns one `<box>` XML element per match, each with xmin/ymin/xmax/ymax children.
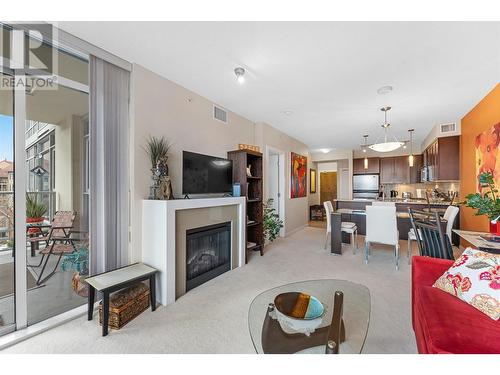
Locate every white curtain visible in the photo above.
<box><xmin>89</xmin><ymin>55</ymin><xmax>130</xmax><ymax>274</ymax></box>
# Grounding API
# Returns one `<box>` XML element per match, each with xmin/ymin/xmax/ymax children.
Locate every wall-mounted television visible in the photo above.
<box><xmin>182</xmin><ymin>151</ymin><xmax>233</xmax><ymax>195</ymax></box>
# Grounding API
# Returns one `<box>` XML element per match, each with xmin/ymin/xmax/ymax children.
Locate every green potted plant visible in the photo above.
<box><xmin>143</xmin><ymin>136</ymin><xmax>173</xmax><ymax>199</ymax></box>
<box><xmin>60</xmin><ymin>243</ymin><xmax>89</xmax><ymax>297</ymax></box>
<box><xmin>463</xmin><ymin>172</ymin><xmax>500</xmax><ymax>233</ymax></box>
<box><xmin>26</xmin><ymin>193</ymin><xmax>47</xmax><ymax>235</ymax></box>
<box><xmin>263</xmin><ymin>198</ymin><xmax>284</xmax><ymax>243</ymax></box>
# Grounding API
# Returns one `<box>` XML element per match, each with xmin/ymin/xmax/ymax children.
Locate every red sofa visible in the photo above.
<box><xmin>412</xmin><ymin>255</ymin><xmax>500</xmax><ymax>354</ymax></box>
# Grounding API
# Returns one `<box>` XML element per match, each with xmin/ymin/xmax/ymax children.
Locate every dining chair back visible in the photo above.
<box><xmin>442</xmin><ymin>205</ymin><xmax>459</xmax><ymax>243</ymax></box>
<box><xmin>365</xmin><ymin>205</ymin><xmax>399</xmax><ymax>269</ymax></box>
<box><xmin>408</xmin><ymin>209</ymin><xmax>454</xmax><ymax>260</ymax></box>
<box><xmin>323</xmin><ymin>201</ymin><xmax>333</xmax><ymax>248</ymax></box>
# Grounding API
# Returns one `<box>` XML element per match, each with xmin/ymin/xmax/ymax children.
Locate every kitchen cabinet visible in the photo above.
<box><xmin>380</xmin><ymin>157</ymin><xmax>394</xmax><ymax>183</ymax></box>
<box><xmin>393</xmin><ymin>156</ymin><xmax>408</xmax><ymax>183</ymax></box>
<box><xmin>409</xmin><ymin>154</ymin><xmax>423</xmax><ymax>183</ymax></box>
<box><xmin>424</xmin><ymin>136</ymin><xmax>459</xmax><ymax>181</ymax></box>
<box><xmin>353</xmin><ymin>157</ymin><xmax>380</xmax><ymax>174</ymax></box>
<box><xmin>380</xmin><ymin>155</ymin><xmax>422</xmax><ymax>184</ymax></box>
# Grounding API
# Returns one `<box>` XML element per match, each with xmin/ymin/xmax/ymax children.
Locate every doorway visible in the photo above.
<box><xmin>266</xmin><ymin>147</ymin><xmax>285</xmax><ymax>237</ymax></box>
<box><xmin>320</xmin><ymin>172</ymin><xmax>338</xmax><ymax>204</ymax></box>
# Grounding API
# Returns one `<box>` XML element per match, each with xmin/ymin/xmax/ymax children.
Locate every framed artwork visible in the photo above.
<box><xmin>475</xmin><ymin>122</ymin><xmax>500</xmax><ymax>192</ymax></box>
<box><xmin>310</xmin><ymin>168</ymin><xmax>317</xmax><ymax>194</ymax></box>
<box><xmin>291</xmin><ymin>152</ymin><xmax>307</xmax><ymax>198</ymax></box>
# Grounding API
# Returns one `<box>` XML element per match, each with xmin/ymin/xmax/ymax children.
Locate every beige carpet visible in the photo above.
<box><xmin>2</xmin><ymin>226</ymin><xmax>417</xmax><ymax>353</ymax></box>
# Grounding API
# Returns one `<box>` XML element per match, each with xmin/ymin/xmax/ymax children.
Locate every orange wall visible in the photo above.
<box><xmin>460</xmin><ymin>83</ymin><xmax>500</xmax><ymax>232</ymax></box>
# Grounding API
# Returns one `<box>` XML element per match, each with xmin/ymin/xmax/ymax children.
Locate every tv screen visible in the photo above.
<box><xmin>182</xmin><ymin>151</ymin><xmax>233</xmax><ymax>195</ymax></box>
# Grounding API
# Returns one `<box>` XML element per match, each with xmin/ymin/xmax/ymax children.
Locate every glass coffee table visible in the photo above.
<box><xmin>248</xmin><ymin>279</ymin><xmax>370</xmax><ymax>354</ymax></box>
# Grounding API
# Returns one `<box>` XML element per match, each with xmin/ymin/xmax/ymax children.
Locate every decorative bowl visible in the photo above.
<box><xmin>272</xmin><ymin>292</ymin><xmax>325</xmax><ymax>335</ymax></box>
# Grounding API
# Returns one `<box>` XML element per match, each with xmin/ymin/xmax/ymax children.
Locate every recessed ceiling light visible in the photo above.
<box><xmin>234</xmin><ymin>67</ymin><xmax>245</xmax><ymax>84</ymax></box>
<box><xmin>377</xmin><ymin>85</ymin><xmax>393</xmax><ymax>95</ymax></box>
<box><xmin>282</xmin><ymin>110</ymin><xmax>293</xmax><ymax>116</ymax></box>
<box><xmin>319</xmin><ymin>148</ymin><xmax>331</xmax><ymax>154</ymax></box>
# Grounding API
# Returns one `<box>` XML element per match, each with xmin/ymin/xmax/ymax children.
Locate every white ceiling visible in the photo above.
<box><xmin>58</xmin><ymin>22</ymin><xmax>500</xmax><ymax>150</ymax></box>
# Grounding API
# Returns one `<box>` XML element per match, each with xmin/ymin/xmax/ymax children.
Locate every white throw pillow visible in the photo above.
<box><xmin>433</xmin><ymin>248</ymin><xmax>500</xmax><ymax>320</ymax></box>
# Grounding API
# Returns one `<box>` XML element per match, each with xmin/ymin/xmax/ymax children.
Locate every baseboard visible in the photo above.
<box><xmin>285</xmin><ymin>224</ymin><xmax>308</xmax><ymax>237</ymax></box>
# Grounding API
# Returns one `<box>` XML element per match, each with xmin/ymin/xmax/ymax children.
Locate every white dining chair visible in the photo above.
<box><xmin>365</xmin><ymin>205</ymin><xmax>400</xmax><ymax>270</ymax></box>
<box><xmin>407</xmin><ymin>205</ymin><xmax>459</xmax><ymax>263</ymax></box>
<box><xmin>323</xmin><ymin>201</ymin><xmax>358</xmax><ymax>253</ymax></box>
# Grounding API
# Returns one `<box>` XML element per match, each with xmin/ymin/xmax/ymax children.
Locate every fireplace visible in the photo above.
<box><xmin>186</xmin><ymin>222</ymin><xmax>231</xmax><ymax>292</ymax></box>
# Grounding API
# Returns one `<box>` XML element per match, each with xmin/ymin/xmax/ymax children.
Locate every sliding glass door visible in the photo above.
<box><xmin>0</xmin><ymin>71</ymin><xmax>15</xmax><ymax>335</ymax></box>
<box><xmin>0</xmin><ymin>23</ymin><xmax>91</xmax><ymax>332</ymax></box>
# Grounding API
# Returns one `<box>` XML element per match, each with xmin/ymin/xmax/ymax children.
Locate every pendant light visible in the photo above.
<box><xmin>362</xmin><ymin>135</ymin><xmax>369</xmax><ymax>169</ymax></box>
<box><xmin>408</xmin><ymin>129</ymin><xmax>415</xmax><ymax>167</ymax></box>
<box><xmin>369</xmin><ymin>107</ymin><xmax>405</xmax><ymax>152</ymax></box>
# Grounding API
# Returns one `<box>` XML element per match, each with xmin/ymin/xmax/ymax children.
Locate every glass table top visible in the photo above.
<box><xmin>248</xmin><ymin>279</ymin><xmax>370</xmax><ymax>354</ymax></box>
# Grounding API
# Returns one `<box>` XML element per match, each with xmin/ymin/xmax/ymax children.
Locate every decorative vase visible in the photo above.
<box><xmin>27</xmin><ymin>217</ymin><xmax>44</xmax><ymax>235</ymax></box>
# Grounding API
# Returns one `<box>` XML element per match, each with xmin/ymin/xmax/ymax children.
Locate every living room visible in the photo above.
<box><xmin>1</xmin><ymin>1</ymin><xmax>500</xmax><ymax>373</ymax></box>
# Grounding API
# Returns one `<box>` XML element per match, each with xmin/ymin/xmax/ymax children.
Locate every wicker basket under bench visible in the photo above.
<box><xmin>98</xmin><ymin>282</ymin><xmax>150</xmax><ymax>330</ymax></box>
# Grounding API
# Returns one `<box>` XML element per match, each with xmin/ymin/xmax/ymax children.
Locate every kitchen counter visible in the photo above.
<box><xmin>334</xmin><ymin>198</ymin><xmax>455</xmax><ymax>206</ymax></box>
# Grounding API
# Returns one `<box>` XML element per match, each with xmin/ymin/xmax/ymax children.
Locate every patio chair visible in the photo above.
<box><xmin>27</xmin><ymin>211</ymin><xmax>77</xmax><ymax>285</ymax></box>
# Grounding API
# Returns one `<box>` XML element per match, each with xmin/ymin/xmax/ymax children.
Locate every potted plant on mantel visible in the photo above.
<box><xmin>463</xmin><ymin>172</ymin><xmax>500</xmax><ymax>234</ymax></box>
<box><xmin>26</xmin><ymin>193</ymin><xmax>47</xmax><ymax>235</ymax></box>
<box><xmin>143</xmin><ymin>136</ymin><xmax>174</xmax><ymax>200</ymax></box>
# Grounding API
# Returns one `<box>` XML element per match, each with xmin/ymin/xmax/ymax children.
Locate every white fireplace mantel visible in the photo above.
<box><xmin>141</xmin><ymin>197</ymin><xmax>246</xmax><ymax>305</ymax></box>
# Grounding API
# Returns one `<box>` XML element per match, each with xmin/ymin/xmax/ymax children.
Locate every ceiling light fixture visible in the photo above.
<box><xmin>282</xmin><ymin>110</ymin><xmax>293</xmax><ymax>116</ymax></box>
<box><xmin>234</xmin><ymin>67</ymin><xmax>245</xmax><ymax>84</ymax></box>
<box><xmin>377</xmin><ymin>85</ymin><xmax>393</xmax><ymax>95</ymax></box>
<box><xmin>408</xmin><ymin>129</ymin><xmax>415</xmax><ymax>167</ymax></box>
<box><xmin>368</xmin><ymin>107</ymin><xmax>405</xmax><ymax>153</ymax></box>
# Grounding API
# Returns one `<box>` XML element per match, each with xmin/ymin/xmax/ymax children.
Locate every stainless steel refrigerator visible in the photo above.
<box><xmin>352</xmin><ymin>174</ymin><xmax>379</xmax><ymax>199</ymax></box>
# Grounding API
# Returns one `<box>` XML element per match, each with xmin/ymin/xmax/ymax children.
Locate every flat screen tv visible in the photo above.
<box><xmin>182</xmin><ymin>151</ymin><xmax>233</xmax><ymax>195</ymax></box>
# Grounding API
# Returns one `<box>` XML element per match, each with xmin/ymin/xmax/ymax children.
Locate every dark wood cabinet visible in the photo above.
<box><xmin>380</xmin><ymin>155</ymin><xmax>422</xmax><ymax>184</ymax></box>
<box><xmin>393</xmin><ymin>156</ymin><xmax>408</xmax><ymax>183</ymax></box>
<box><xmin>353</xmin><ymin>157</ymin><xmax>380</xmax><ymax>174</ymax></box>
<box><xmin>227</xmin><ymin>149</ymin><xmax>264</xmax><ymax>262</ymax></box>
<box><xmin>379</xmin><ymin>157</ymin><xmax>394</xmax><ymax>183</ymax></box>
<box><xmin>409</xmin><ymin>154</ymin><xmax>423</xmax><ymax>183</ymax></box>
<box><xmin>424</xmin><ymin>136</ymin><xmax>459</xmax><ymax>181</ymax></box>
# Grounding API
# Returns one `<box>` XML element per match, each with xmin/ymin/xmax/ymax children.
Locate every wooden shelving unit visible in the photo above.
<box><xmin>227</xmin><ymin>149</ymin><xmax>264</xmax><ymax>262</ymax></box>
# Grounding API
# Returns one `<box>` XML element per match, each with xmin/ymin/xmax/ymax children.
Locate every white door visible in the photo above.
<box><xmin>268</xmin><ymin>154</ymin><xmax>280</xmax><ymax>215</ymax></box>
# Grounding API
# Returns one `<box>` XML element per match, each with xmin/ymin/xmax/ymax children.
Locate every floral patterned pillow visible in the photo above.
<box><xmin>433</xmin><ymin>248</ymin><xmax>500</xmax><ymax>320</ymax></box>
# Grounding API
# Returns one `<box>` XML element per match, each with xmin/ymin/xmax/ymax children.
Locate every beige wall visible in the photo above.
<box><xmin>131</xmin><ymin>64</ymin><xmax>256</xmax><ymax>261</ymax></box>
<box><xmin>255</xmin><ymin>122</ymin><xmax>310</xmax><ymax>236</ymax></box>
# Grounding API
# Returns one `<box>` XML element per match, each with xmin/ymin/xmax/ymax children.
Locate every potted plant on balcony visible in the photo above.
<box><xmin>60</xmin><ymin>242</ymin><xmax>89</xmax><ymax>297</ymax></box>
<box><xmin>463</xmin><ymin>171</ymin><xmax>500</xmax><ymax>233</ymax></box>
<box><xmin>26</xmin><ymin>193</ymin><xmax>47</xmax><ymax>235</ymax></box>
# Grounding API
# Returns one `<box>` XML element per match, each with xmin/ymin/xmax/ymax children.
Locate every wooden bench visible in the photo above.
<box><xmin>86</xmin><ymin>263</ymin><xmax>158</xmax><ymax>336</ymax></box>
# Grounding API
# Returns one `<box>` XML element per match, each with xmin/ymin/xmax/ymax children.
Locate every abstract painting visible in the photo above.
<box><xmin>291</xmin><ymin>152</ymin><xmax>307</xmax><ymax>198</ymax></box>
<box><xmin>475</xmin><ymin>122</ymin><xmax>500</xmax><ymax>192</ymax></box>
